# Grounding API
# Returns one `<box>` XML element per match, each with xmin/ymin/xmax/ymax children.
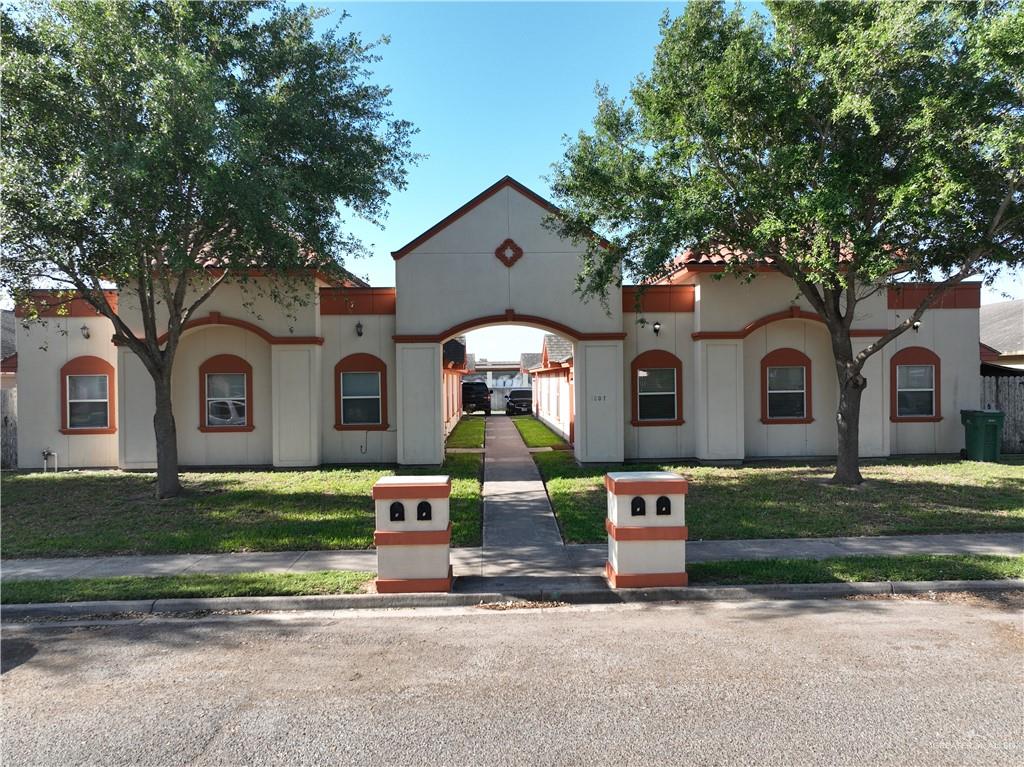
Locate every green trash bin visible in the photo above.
<box><xmin>960</xmin><ymin>410</ymin><xmax>1005</xmax><ymax>462</ymax></box>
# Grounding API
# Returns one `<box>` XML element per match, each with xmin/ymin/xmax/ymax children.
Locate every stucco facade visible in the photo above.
<box><xmin>14</xmin><ymin>177</ymin><xmax>982</xmax><ymax>469</ymax></box>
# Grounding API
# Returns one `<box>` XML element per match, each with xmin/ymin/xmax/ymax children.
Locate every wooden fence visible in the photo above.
<box><xmin>980</xmin><ymin>376</ymin><xmax>1024</xmax><ymax>454</ymax></box>
<box><xmin>1</xmin><ymin>388</ymin><xmax>16</xmax><ymax>468</ymax></box>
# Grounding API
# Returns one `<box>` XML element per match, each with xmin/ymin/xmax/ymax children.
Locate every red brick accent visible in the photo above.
<box><xmin>605</xmin><ymin>518</ymin><xmax>688</xmax><ymax>541</ymax></box>
<box><xmin>605</xmin><ymin>562</ymin><xmax>688</xmax><ymax>589</ymax></box>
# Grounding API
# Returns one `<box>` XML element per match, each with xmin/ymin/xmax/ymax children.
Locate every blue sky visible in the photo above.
<box><xmin>326</xmin><ymin>1</ymin><xmax>1021</xmax><ymax>360</ymax></box>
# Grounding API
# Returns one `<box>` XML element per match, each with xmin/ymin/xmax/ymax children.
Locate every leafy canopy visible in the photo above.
<box><xmin>1</xmin><ymin>0</ymin><xmax>415</xmax><ymax>308</ymax></box>
<box><xmin>552</xmin><ymin>0</ymin><xmax>1023</xmax><ymax>301</ymax></box>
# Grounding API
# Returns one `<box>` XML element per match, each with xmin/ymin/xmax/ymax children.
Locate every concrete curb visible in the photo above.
<box><xmin>3</xmin><ymin>579</ymin><xmax>1022</xmax><ymax>621</ymax></box>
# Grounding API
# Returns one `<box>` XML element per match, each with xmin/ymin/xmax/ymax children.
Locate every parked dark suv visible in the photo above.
<box><xmin>504</xmin><ymin>389</ymin><xmax>533</xmax><ymax>415</ymax></box>
<box><xmin>462</xmin><ymin>380</ymin><xmax>492</xmax><ymax>415</ymax></box>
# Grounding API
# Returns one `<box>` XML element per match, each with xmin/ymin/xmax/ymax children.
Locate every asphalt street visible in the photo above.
<box><xmin>2</xmin><ymin>596</ymin><xmax>1022</xmax><ymax>766</ymax></box>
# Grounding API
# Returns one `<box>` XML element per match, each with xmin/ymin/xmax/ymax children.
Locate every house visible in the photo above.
<box><xmin>13</xmin><ymin>176</ymin><xmax>981</xmax><ymax>470</ymax></box>
<box><xmin>980</xmin><ymin>300</ymin><xmax>1024</xmax><ymax>374</ymax></box>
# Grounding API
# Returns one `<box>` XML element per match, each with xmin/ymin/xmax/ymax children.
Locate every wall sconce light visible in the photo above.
<box><xmin>652</xmin><ymin>321</ymin><xmax>662</xmax><ymax>336</ymax></box>
<box><xmin>80</xmin><ymin>324</ymin><xmax>90</xmax><ymax>339</ymax></box>
<box><xmin>355</xmin><ymin>321</ymin><xmax>364</xmax><ymax>337</ymax></box>
<box><xmin>912</xmin><ymin>320</ymin><xmax>921</xmax><ymax>332</ymax></box>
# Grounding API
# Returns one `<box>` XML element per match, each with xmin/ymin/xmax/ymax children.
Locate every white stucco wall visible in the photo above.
<box><xmin>16</xmin><ymin>315</ymin><xmax>119</xmax><ymax>469</ymax></box>
<box><xmin>533</xmin><ymin>371</ymin><xmax>572</xmax><ymax>440</ymax></box>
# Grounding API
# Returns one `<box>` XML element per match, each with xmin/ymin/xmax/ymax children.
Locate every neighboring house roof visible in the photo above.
<box><xmin>980</xmin><ymin>299</ymin><xmax>1023</xmax><ymax>355</ymax></box>
<box><xmin>520</xmin><ymin>353</ymin><xmax>541</xmax><ymax>372</ymax></box>
<box><xmin>1</xmin><ymin>309</ymin><xmax>15</xmax><ymax>359</ymax></box>
<box><xmin>473</xmin><ymin>359</ymin><xmax>522</xmax><ymax>371</ymax></box>
<box><xmin>543</xmin><ymin>334</ymin><xmax>573</xmax><ymax>364</ymax></box>
<box><xmin>442</xmin><ymin>336</ymin><xmax>466</xmax><ymax>368</ymax></box>
<box><xmin>465</xmin><ymin>353</ymin><xmax>476</xmax><ymax>372</ymax></box>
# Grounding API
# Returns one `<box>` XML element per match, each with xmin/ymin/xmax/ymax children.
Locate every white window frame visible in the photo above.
<box><xmin>66</xmin><ymin>374</ymin><xmax>109</xmax><ymax>430</ymax></box>
<box><xmin>205</xmin><ymin>372</ymin><xmax>248</xmax><ymax>428</ymax></box>
<box><xmin>340</xmin><ymin>370</ymin><xmax>382</xmax><ymax>426</ymax></box>
<box><xmin>896</xmin><ymin>364</ymin><xmax>935</xmax><ymax>418</ymax></box>
<box><xmin>637</xmin><ymin>367</ymin><xmax>677</xmax><ymax>422</ymax></box>
<box><xmin>766</xmin><ymin>365</ymin><xmax>806</xmax><ymax>420</ymax></box>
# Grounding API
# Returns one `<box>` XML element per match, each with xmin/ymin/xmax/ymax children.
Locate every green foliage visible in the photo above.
<box><xmin>446</xmin><ymin>416</ymin><xmax>486</xmax><ymax>449</ymax></box>
<box><xmin>1</xmin><ymin>570</ymin><xmax>375</xmax><ymax>604</ymax></box>
<box><xmin>553</xmin><ymin>0</ymin><xmax>1022</xmax><ymax>295</ymax></box>
<box><xmin>0</xmin><ymin>454</ymin><xmax>483</xmax><ymax>557</ymax></box>
<box><xmin>511</xmin><ymin>416</ymin><xmax>568</xmax><ymax>448</ymax></box>
<box><xmin>1</xmin><ymin>0</ymin><xmax>415</xmax><ymax>301</ymax></box>
<box><xmin>533</xmin><ymin>451</ymin><xmax>1024</xmax><ymax>543</ymax></box>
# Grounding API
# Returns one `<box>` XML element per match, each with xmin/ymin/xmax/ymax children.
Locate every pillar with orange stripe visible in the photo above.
<box><xmin>371</xmin><ymin>475</ymin><xmax>452</xmax><ymax>593</ymax></box>
<box><xmin>604</xmin><ymin>471</ymin><xmax>689</xmax><ymax>588</ymax></box>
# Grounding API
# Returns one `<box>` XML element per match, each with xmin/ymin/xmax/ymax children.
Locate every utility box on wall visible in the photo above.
<box><xmin>604</xmin><ymin>471</ymin><xmax>689</xmax><ymax>588</ymax></box>
<box><xmin>372</xmin><ymin>475</ymin><xmax>452</xmax><ymax>593</ymax></box>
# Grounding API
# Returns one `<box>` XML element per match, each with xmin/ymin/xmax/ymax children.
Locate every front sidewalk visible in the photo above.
<box><xmin>3</xmin><ymin>532</ymin><xmax>1020</xmax><ymax>582</ymax></box>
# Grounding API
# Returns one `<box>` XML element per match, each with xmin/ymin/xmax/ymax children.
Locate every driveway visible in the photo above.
<box><xmin>2</xmin><ymin>596</ymin><xmax>1022</xmax><ymax>766</ymax></box>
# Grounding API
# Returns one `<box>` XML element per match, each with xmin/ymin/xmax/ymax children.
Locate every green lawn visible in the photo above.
<box><xmin>1</xmin><ymin>570</ymin><xmax>374</xmax><ymax>604</ymax></box>
<box><xmin>511</xmin><ymin>416</ymin><xmax>569</xmax><ymax>448</ymax></box>
<box><xmin>1</xmin><ymin>453</ymin><xmax>483</xmax><ymax>558</ymax></box>
<box><xmin>446</xmin><ymin>416</ymin><xmax>485</xmax><ymax>448</ymax></box>
<box><xmin>535</xmin><ymin>451</ymin><xmax>1024</xmax><ymax>543</ymax></box>
<box><xmin>688</xmin><ymin>554</ymin><xmax>1024</xmax><ymax>586</ymax></box>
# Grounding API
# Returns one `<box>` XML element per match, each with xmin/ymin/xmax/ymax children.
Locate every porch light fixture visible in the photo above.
<box><xmin>80</xmin><ymin>324</ymin><xmax>90</xmax><ymax>339</ymax></box>
<box><xmin>912</xmin><ymin>320</ymin><xmax>921</xmax><ymax>332</ymax></box>
<box><xmin>652</xmin><ymin>321</ymin><xmax>662</xmax><ymax>336</ymax></box>
<box><xmin>355</xmin><ymin>321</ymin><xmax>364</xmax><ymax>337</ymax></box>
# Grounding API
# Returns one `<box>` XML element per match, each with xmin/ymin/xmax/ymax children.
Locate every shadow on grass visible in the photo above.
<box><xmin>534</xmin><ymin>452</ymin><xmax>1024</xmax><ymax>543</ymax></box>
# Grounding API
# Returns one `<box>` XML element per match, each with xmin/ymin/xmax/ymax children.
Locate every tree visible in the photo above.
<box><xmin>551</xmin><ymin>0</ymin><xmax>1023</xmax><ymax>483</ymax></box>
<box><xmin>1</xmin><ymin>0</ymin><xmax>415</xmax><ymax>497</ymax></box>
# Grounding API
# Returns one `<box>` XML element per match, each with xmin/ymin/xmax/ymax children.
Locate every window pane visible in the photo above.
<box><xmin>768</xmin><ymin>392</ymin><xmax>805</xmax><ymax>419</ymax></box>
<box><xmin>68</xmin><ymin>401</ymin><xmax>108</xmax><ymax>428</ymax></box>
<box><xmin>767</xmin><ymin>366</ymin><xmax>804</xmax><ymax>392</ymax></box>
<box><xmin>208</xmin><ymin>374</ymin><xmax>245</xmax><ymax>399</ymax></box>
<box><xmin>898</xmin><ymin>390</ymin><xmax>933</xmax><ymax>417</ymax></box>
<box><xmin>638</xmin><ymin>393</ymin><xmax>676</xmax><ymax>420</ymax></box>
<box><xmin>342</xmin><ymin>372</ymin><xmax>380</xmax><ymax>397</ymax></box>
<box><xmin>207</xmin><ymin>399</ymin><xmax>246</xmax><ymax>426</ymax></box>
<box><xmin>343</xmin><ymin>397</ymin><xmax>381</xmax><ymax>424</ymax></box>
<box><xmin>897</xmin><ymin>365</ymin><xmax>933</xmax><ymax>390</ymax></box>
<box><xmin>638</xmin><ymin>368</ymin><xmax>675</xmax><ymax>394</ymax></box>
<box><xmin>68</xmin><ymin>375</ymin><xmax>107</xmax><ymax>401</ymax></box>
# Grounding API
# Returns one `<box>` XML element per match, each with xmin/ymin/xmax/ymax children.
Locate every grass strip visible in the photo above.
<box><xmin>687</xmin><ymin>554</ymin><xmax>1024</xmax><ymax>586</ymax></box>
<box><xmin>511</xmin><ymin>416</ymin><xmax>568</xmax><ymax>448</ymax></box>
<box><xmin>1</xmin><ymin>570</ymin><xmax>375</xmax><ymax>604</ymax></box>
<box><xmin>446</xmin><ymin>416</ymin><xmax>485</xmax><ymax>448</ymax></box>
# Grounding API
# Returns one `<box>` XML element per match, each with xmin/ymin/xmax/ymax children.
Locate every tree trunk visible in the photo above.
<box><xmin>152</xmin><ymin>374</ymin><xmax>181</xmax><ymax>498</ymax></box>
<box><xmin>833</xmin><ymin>355</ymin><xmax>866</xmax><ymax>485</ymax></box>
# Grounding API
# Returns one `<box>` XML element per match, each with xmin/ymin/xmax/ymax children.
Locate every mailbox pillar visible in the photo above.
<box><xmin>372</xmin><ymin>475</ymin><xmax>452</xmax><ymax>593</ymax></box>
<box><xmin>604</xmin><ymin>471</ymin><xmax>689</xmax><ymax>588</ymax></box>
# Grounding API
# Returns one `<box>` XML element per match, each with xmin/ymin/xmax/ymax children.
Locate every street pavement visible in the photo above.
<box><xmin>3</xmin><ymin>596</ymin><xmax>1022</xmax><ymax>766</ymax></box>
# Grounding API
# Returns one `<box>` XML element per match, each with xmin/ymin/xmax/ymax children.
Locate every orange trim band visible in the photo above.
<box><xmin>605</xmin><ymin>518</ymin><xmax>688</xmax><ymax>541</ymax></box>
<box><xmin>375</xmin><ymin>566</ymin><xmax>453</xmax><ymax>594</ymax></box>
<box><xmin>887</xmin><ymin>283</ymin><xmax>980</xmax><ymax>309</ymax></box>
<box><xmin>319</xmin><ymin>287</ymin><xmax>396</xmax><ymax>315</ymax></box>
<box><xmin>604</xmin><ymin>474</ymin><xmax>689</xmax><ymax>496</ymax></box>
<box><xmin>691</xmin><ymin>306</ymin><xmax>887</xmax><ymax>341</ymax></box>
<box><xmin>372</xmin><ymin>479</ymin><xmax>452</xmax><ymax>500</ymax></box>
<box><xmin>374</xmin><ymin>524</ymin><xmax>452</xmax><ymax>546</ymax></box>
<box><xmin>605</xmin><ymin>562</ymin><xmax>688</xmax><ymax>589</ymax></box>
<box><xmin>394</xmin><ymin>308</ymin><xmax>625</xmax><ymax>343</ymax></box>
<box><xmin>117</xmin><ymin>312</ymin><xmax>324</xmax><ymax>347</ymax></box>
<box><xmin>622</xmin><ymin>285</ymin><xmax>695</xmax><ymax>313</ymax></box>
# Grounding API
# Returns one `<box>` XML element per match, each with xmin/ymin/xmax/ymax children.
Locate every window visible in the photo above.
<box><xmin>630</xmin><ymin>350</ymin><xmax>684</xmax><ymax>426</ymax></box>
<box><xmin>199</xmin><ymin>355</ymin><xmax>254</xmax><ymax>432</ymax></box>
<box><xmin>341</xmin><ymin>371</ymin><xmax>381</xmax><ymax>425</ymax></box>
<box><xmin>890</xmin><ymin>347</ymin><xmax>941</xmax><ymax>422</ymax></box>
<box><xmin>767</xmin><ymin>366</ymin><xmax>806</xmax><ymax>419</ymax></box>
<box><xmin>335</xmin><ymin>353</ymin><xmax>388</xmax><ymax>431</ymax></box>
<box><xmin>760</xmin><ymin>348</ymin><xmax>813</xmax><ymax>424</ymax></box>
<box><xmin>60</xmin><ymin>356</ymin><xmax>116</xmax><ymax>435</ymax></box>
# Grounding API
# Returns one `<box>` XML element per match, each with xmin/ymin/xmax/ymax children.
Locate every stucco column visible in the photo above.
<box><xmin>271</xmin><ymin>344</ymin><xmax>322</xmax><ymax>467</ymax></box>
<box><xmin>117</xmin><ymin>345</ymin><xmax>157</xmax><ymax>470</ymax></box>
<box><xmin>693</xmin><ymin>339</ymin><xmax>745</xmax><ymax>461</ymax></box>
<box><xmin>396</xmin><ymin>342</ymin><xmax>444</xmax><ymax>465</ymax></box>
<box><xmin>573</xmin><ymin>340</ymin><xmax>625</xmax><ymax>463</ymax></box>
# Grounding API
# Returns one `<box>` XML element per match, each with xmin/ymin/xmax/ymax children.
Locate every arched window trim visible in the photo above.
<box><xmin>335</xmin><ymin>353</ymin><xmax>389</xmax><ymax>431</ymax></box>
<box><xmin>760</xmin><ymin>347</ymin><xmax>814</xmax><ymax>425</ymax></box>
<box><xmin>60</xmin><ymin>355</ymin><xmax>116</xmax><ymax>435</ymax></box>
<box><xmin>890</xmin><ymin>346</ymin><xmax>942</xmax><ymax>422</ymax></box>
<box><xmin>199</xmin><ymin>354</ymin><xmax>254</xmax><ymax>432</ymax></box>
<box><xmin>630</xmin><ymin>349</ymin><xmax>684</xmax><ymax>427</ymax></box>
